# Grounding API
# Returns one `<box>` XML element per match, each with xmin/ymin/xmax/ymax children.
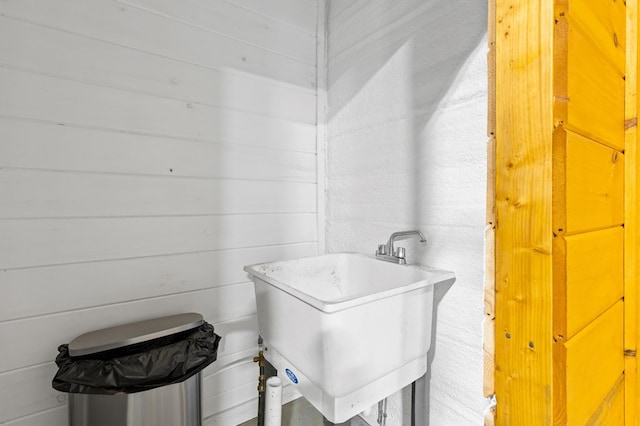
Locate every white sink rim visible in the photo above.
<box><xmin>244</xmin><ymin>252</ymin><xmax>455</xmax><ymax>313</ymax></box>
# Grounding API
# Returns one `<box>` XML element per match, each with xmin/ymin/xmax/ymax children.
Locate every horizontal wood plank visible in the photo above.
<box><xmin>565</xmin><ymin>227</ymin><xmax>624</xmax><ymax>337</ymax></box>
<box><xmin>203</xmin><ymin>360</ymin><xmax>258</xmax><ymax>401</ymax></box>
<box><xmin>205</xmin><ymin>347</ymin><xmax>260</xmax><ymax>381</ymax></box>
<box><xmin>205</xmin><ymin>382</ymin><xmax>256</xmax><ymax>419</ymax></box>
<box><xmin>121</xmin><ymin>0</ymin><xmax>315</xmax><ymax>64</ymax></box>
<box><xmin>0</xmin><ymin>244</ymin><xmax>317</xmax><ymax>321</ymax></box>
<box><xmin>565</xmin><ymin>301</ymin><xmax>624</xmax><ymax>425</ymax></box>
<box><xmin>0</xmin><ymin>283</ymin><xmax>257</xmax><ymax>372</ymax></box>
<box><xmin>0</xmin><ymin>169</ymin><xmax>316</xmax><ymax>218</ymax></box>
<box><xmin>566</xmin><ymin>24</ymin><xmax>625</xmax><ymax>150</ymax></box>
<box><xmin>0</xmin><ymin>363</ymin><xmax>64</xmax><ymax>424</ymax></box>
<box><xmin>0</xmin><ymin>68</ymin><xmax>316</xmax><ymax>153</ymax></box>
<box><xmin>566</xmin><ymin>0</ymin><xmax>626</xmax><ymax>74</ymax></box>
<box><xmin>0</xmin><ymin>213</ymin><xmax>317</xmax><ymax>269</ymax></box>
<box><xmin>3</xmin><ymin>407</ymin><xmax>67</xmax><ymax>426</ymax></box>
<box><xmin>204</xmin><ymin>316</ymin><xmax>260</xmax><ymax>372</ymax></box>
<box><xmin>0</xmin><ymin>16</ymin><xmax>316</xmax><ymax>124</ymax></box>
<box><xmin>225</xmin><ymin>0</ymin><xmax>317</xmax><ymax>35</ymax></box>
<box><xmin>0</xmin><ymin>119</ymin><xmax>316</xmax><ymax>182</ymax></box>
<box><xmin>565</xmin><ymin>131</ymin><xmax>624</xmax><ymax>233</ymax></box>
<box><xmin>0</xmin><ymin>0</ymin><xmax>315</xmax><ymax>89</ymax></box>
<box><xmin>204</xmin><ymin>399</ymin><xmax>258</xmax><ymax>426</ymax></box>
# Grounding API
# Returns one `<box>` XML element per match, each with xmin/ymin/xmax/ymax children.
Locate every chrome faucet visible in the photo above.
<box><xmin>375</xmin><ymin>230</ymin><xmax>427</xmax><ymax>264</ymax></box>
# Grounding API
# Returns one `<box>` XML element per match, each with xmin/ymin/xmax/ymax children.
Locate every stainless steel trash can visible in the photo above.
<box><xmin>53</xmin><ymin>313</ymin><xmax>220</xmax><ymax>426</ymax></box>
<box><xmin>69</xmin><ymin>374</ymin><xmax>201</xmax><ymax>426</ymax></box>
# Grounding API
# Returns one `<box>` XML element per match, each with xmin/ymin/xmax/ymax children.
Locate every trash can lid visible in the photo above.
<box><xmin>68</xmin><ymin>313</ymin><xmax>204</xmax><ymax>357</ymax></box>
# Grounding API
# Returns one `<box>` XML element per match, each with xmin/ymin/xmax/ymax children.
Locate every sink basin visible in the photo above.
<box><xmin>244</xmin><ymin>253</ymin><xmax>455</xmax><ymax>423</ymax></box>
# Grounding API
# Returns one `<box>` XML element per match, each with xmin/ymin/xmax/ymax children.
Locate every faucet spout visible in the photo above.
<box><xmin>387</xmin><ymin>230</ymin><xmax>426</xmax><ymax>248</ymax></box>
<box><xmin>376</xmin><ymin>230</ymin><xmax>427</xmax><ymax>264</ymax></box>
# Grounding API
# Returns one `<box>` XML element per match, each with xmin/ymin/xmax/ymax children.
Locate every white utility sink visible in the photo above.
<box><xmin>244</xmin><ymin>253</ymin><xmax>455</xmax><ymax>423</ymax></box>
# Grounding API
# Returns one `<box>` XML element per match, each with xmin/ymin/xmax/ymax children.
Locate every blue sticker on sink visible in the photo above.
<box><xmin>285</xmin><ymin>368</ymin><xmax>298</xmax><ymax>384</ymax></box>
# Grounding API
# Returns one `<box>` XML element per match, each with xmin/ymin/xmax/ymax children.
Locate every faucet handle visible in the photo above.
<box><xmin>395</xmin><ymin>247</ymin><xmax>406</xmax><ymax>259</ymax></box>
<box><xmin>377</xmin><ymin>244</ymin><xmax>387</xmax><ymax>255</ymax></box>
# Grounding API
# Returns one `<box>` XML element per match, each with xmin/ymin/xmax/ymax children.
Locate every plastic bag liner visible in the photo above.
<box><xmin>52</xmin><ymin>322</ymin><xmax>221</xmax><ymax>395</ymax></box>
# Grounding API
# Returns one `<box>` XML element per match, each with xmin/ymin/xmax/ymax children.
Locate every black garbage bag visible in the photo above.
<box><xmin>52</xmin><ymin>322</ymin><xmax>221</xmax><ymax>394</ymax></box>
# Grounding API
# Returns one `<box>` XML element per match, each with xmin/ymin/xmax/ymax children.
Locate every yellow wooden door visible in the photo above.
<box><xmin>491</xmin><ymin>0</ymin><xmax>639</xmax><ymax>423</ymax></box>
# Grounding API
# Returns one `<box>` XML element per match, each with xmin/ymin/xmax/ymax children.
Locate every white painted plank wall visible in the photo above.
<box><xmin>0</xmin><ymin>0</ymin><xmax>318</xmax><ymax>424</ymax></box>
<box><xmin>324</xmin><ymin>0</ymin><xmax>488</xmax><ymax>424</ymax></box>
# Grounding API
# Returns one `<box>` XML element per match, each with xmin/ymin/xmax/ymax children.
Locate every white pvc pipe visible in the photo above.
<box><xmin>265</xmin><ymin>376</ymin><xmax>283</xmax><ymax>426</ymax></box>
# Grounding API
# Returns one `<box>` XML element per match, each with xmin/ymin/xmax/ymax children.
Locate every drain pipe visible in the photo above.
<box><xmin>265</xmin><ymin>376</ymin><xmax>282</xmax><ymax>426</ymax></box>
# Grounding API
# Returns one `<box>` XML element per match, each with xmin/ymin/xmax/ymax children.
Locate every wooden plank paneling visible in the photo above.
<box><xmin>0</xmin><ymin>213</ymin><xmax>317</xmax><ymax>269</ymax></box>
<box><xmin>2</xmin><ymin>407</ymin><xmax>67</xmax><ymax>426</ymax></box>
<box><xmin>0</xmin><ymin>0</ymin><xmax>316</xmax><ymax>89</ymax></box>
<box><xmin>565</xmin><ymin>227</ymin><xmax>624</xmax><ymax>338</ymax></box>
<box><xmin>486</xmin><ymin>0</ymin><xmax>497</xmax><ymax>398</ymax></box>
<box><xmin>566</xmin><ymin>0</ymin><xmax>626</xmax><ymax>73</ymax></box>
<box><xmin>497</xmin><ymin>0</ymin><xmax>630</xmax><ymax>423</ymax></box>
<box><xmin>0</xmin><ymin>119</ymin><xmax>316</xmax><ymax>182</ymax></box>
<box><xmin>204</xmin><ymin>399</ymin><xmax>259</xmax><ymax>426</ymax></box>
<box><xmin>565</xmin><ymin>301</ymin><xmax>624</xmax><ymax>425</ymax></box>
<box><xmin>203</xmin><ymin>360</ymin><xmax>258</xmax><ymax>415</ymax></box>
<box><xmin>0</xmin><ymin>244</ymin><xmax>317</xmax><ymax>322</ymax></box>
<box><xmin>224</xmin><ymin>0</ymin><xmax>317</xmax><ymax>35</ymax></box>
<box><xmin>625</xmin><ymin>1</ymin><xmax>639</xmax><ymax>422</ymax></box>
<box><xmin>565</xmin><ymin>25</ymin><xmax>625</xmax><ymax>151</ymax></box>
<box><xmin>0</xmin><ymin>283</ymin><xmax>258</xmax><ymax>373</ymax></box>
<box><xmin>565</xmin><ymin>131</ymin><xmax>624</xmax><ymax>233</ymax></box>
<box><xmin>553</xmin><ymin>3</ymin><xmax>627</xmax><ymax>424</ymax></box>
<box><xmin>0</xmin><ymin>17</ymin><xmax>316</xmax><ymax>124</ymax></box>
<box><xmin>0</xmin><ymin>0</ymin><xmax>319</xmax><ymax>424</ymax></box>
<box><xmin>208</xmin><ymin>316</ymin><xmax>261</xmax><ymax>364</ymax></box>
<box><xmin>487</xmin><ymin>47</ymin><xmax>496</xmax><ymax>137</ymax></box>
<box><xmin>121</xmin><ymin>0</ymin><xmax>316</xmax><ymax>64</ymax></box>
<box><xmin>0</xmin><ymin>363</ymin><xmax>63</xmax><ymax>424</ymax></box>
<box><xmin>206</xmin><ymin>347</ymin><xmax>260</xmax><ymax>381</ymax></box>
<box><xmin>0</xmin><ymin>169</ymin><xmax>316</xmax><ymax>218</ymax></box>
<box><xmin>483</xmin><ymin>220</ymin><xmax>495</xmax><ymax>398</ymax></box>
<box><xmin>494</xmin><ymin>0</ymin><xmax>554</xmax><ymax>423</ymax></box>
<box><xmin>204</xmin><ymin>382</ymin><xmax>257</xmax><ymax>419</ymax></box>
<box><xmin>0</xmin><ymin>68</ymin><xmax>316</xmax><ymax>153</ymax></box>
<box><xmin>484</xmin><ymin>134</ymin><xmax>496</xmax><ymax>397</ymax></box>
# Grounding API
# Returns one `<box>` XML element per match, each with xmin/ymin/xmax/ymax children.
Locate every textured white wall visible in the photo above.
<box><xmin>324</xmin><ymin>0</ymin><xmax>489</xmax><ymax>423</ymax></box>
